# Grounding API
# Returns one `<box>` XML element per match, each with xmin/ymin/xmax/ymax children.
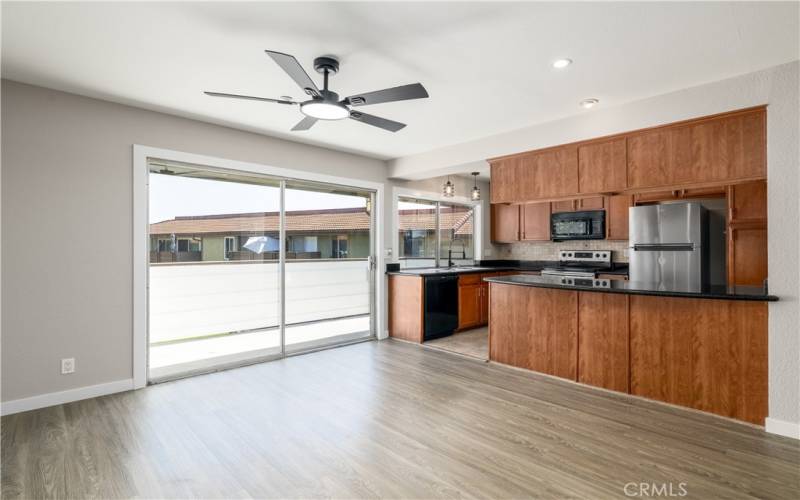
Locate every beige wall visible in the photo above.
<box><xmin>1</xmin><ymin>80</ymin><xmax>389</xmax><ymax>402</ymax></box>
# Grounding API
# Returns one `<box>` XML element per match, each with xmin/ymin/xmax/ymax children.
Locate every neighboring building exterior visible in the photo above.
<box><xmin>149</xmin><ymin>207</ymin><xmax>474</xmax><ymax>263</ymax></box>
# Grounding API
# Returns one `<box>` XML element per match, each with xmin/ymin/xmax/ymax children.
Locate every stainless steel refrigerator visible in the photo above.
<box><xmin>628</xmin><ymin>202</ymin><xmax>709</xmax><ymax>289</ymax></box>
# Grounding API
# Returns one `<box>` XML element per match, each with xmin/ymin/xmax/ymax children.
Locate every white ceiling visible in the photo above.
<box><xmin>2</xmin><ymin>2</ymin><xmax>798</xmax><ymax>163</ymax></box>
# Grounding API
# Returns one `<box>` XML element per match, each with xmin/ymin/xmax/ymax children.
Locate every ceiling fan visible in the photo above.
<box><xmin>205</xmin><ymin>50</ymin><xmax>429</xmax><ymax>132</ymax></box>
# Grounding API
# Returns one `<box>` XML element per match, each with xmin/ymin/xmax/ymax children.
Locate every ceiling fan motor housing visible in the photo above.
<box><xmin>313</xmin><ymin>56</ymin><xmax>340</xmax><ymax>74</ymax></box>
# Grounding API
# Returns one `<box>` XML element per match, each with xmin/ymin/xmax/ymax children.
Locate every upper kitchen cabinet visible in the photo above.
<box><xmin>490</xmin><ymin>204</ymin><xmax>520</xmax><ymax>243</ymax></box>
<box><xmin>490</xmin><ymin>157</ymin><xmax>520</xmax><ymax>203</ymax></box>
<box><xmin>520</xmin><ymin>202</ymin><xmax>550</xmax><ymax>241</ymax></box>
<box><xmin>627</xmin><ymin>108</ymin><xmax>766</xmax><ymax>189</ymax></box>
<box><xmin>519</xmin><ymin>146</ymin><xmax>579</xmax><ymax>200</ymax></box>
<box><xmin>627</xmin><ymin>127</ymin><xmax>687</xmax><ymax>188</ymax></box>
<box><xmin>578</xmin><ymin>138</ymin><xmax>627</xmax><ymax>194</ymax></box>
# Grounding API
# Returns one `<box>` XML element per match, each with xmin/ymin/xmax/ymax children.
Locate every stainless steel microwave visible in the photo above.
<box><xmin>550</xmin><ymin>210</ymin><xmax>605</xmax><ymax>241</ymax></box>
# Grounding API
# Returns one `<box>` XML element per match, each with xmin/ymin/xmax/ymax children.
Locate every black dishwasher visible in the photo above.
<box><xmin>423</xmin><ymin>275</ymin><xmax>459</xmax><ymax>341</ymax></box>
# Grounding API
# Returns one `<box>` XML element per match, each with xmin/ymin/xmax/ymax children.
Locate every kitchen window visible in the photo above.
<box><xmin>397</xmin><ymin>196</ymin><xmax>475</xmax><ymax>269</ymax></box>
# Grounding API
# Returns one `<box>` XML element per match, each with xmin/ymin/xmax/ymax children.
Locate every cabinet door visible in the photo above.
<box><xmin>632</xmin><ymin>190</ymin><xmax>682</xmax><ymax>204</ymax></box>
<box><xmin>489</xmin><ymin>285</ymin><xmax>577</xmax><ymax>380</ymax></box>
<box><xmin>458</xmin><ymin>284</ymin><xmax>482</xmax><ymax>330</ymax></box>
<box><xmin>728</xmin><ymin>180</ymin><xmax>767</xmax><ymax>222</ymax></box>
<box><xmin>578</xmin><ymin>138</ymin><xmax>627</xmax><ymax>194</ymax></box>
<box><xmin>490</xmin><ymin>158</ymin><xmax>520</xmax><ymax>203</ymax></box>
<box><xmin>578</xmin><ymin>292</ymin><xmax>629</xmax><ymax>393</ymax></box>
<box><xmin>577</xmin><ymin>197</ymin><xmax>604</xmax><ymax>210</ymax></box>
<box><xmin>606</xmin><ymin>195</ymin><xmax>632</xmax><ymax>240</ymax></box>
<box><xmin>522</xmin><ymin>146</ymin><xmax>579</xmax><ymax>199</ymax></box>
<box><xmin>688</xmin><ymin>111</ymin><xmax>766</xmax><ymax>183</ymax></box>
<box><xmin>728</xmin><ymin>226</ymin><xmax>768</xmax><ymax>287</ymax></box>
<box><xmin>521</xmin><ymin>202</ymin><xmax>551</xmax><ymax>240</ymax></box>
<box><xmin>629</xmin><ymin>295</ymin><xmax>767</xmax><ymax>425</ymax></box>
<box><xmin>490</xmin><ymin>204</ymin><xmax>520</xmax><ymax>243</ymax></box>
<box><xmin>551</xmin><ymin>199</ymin><xmax>576</xmax><ymax>213</ymax></box>
<box><xmin>479</xmin><ymin>285</ymin><xmax>489</xmax><ymax>325</ymax></box>
<box><xmin>627</xmin><ymin>127</ymin><xmax>691</xmax><ymax>188</ymax></box>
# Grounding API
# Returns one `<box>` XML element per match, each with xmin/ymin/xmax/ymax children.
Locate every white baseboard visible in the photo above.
<box><xmin>765</xmin><ymin>417</ymin><xmax>800</xmax><ymax>439</ymax></box>
<box><xmin>1</xmin><ymin>379</ymin><xmax>135</xmax><ymax>416</ymax></box>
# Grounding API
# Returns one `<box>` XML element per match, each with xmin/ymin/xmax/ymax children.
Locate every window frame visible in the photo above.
<box><xmin>396</xmin><ymin>195</ymin><xmax>478</xmax><ymax>269</ymax></box>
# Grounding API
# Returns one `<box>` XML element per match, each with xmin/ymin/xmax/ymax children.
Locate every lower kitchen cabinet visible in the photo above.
<box><xmin>458</xmin><ymin>283</ymin><xmax>482</xmax><ymax>330</ymax></box>
<box><xmin>487</xmin><ymin>283</ymin><xmax>769</xmax><ymax>425</ymax></box>
<box><xmin>388</xmin><ymin>275</ymin><xmax>424</xmax><ymax>343</ymax></box>
<box><xmin>489</xmin><ymin>284</ymin><xmax>577</xmax><ymax>380</ymax></box>
<box><xmin>577</xmin><ymin>292</ymin><xmax>629</xmax><ymax>393</ymax></box>
<box><xmin>629</xmin><ymin>295</ymin><xmax>768</xmax><ymax>425</ymax></box>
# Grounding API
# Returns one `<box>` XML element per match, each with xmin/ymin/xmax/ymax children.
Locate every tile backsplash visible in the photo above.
<box><xmin>492</xmin><ymin>240</ymin><xmax>630</xmax><ymax>263</ymax></box>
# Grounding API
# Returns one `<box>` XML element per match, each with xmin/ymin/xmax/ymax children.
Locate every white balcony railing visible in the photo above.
<box><xmin>149</xmin><ymin>260</ymin><xmax>370</xmax><ymax>344</ymax></box>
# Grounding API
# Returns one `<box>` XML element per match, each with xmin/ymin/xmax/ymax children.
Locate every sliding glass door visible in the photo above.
<box><xmin>147</xmin><ymin>160</ymin><xmax>376</xmax><ymax>382</ymax></box>
<box><xmin>283</xmin><ymin>181</ymin><xmax>374</xmax><ymax>353</ymax></box>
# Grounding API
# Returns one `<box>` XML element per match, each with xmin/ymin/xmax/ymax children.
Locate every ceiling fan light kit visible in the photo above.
<box><xmin>205</xmin><ymin>50</ymin><xmax>429</xmax><ymax>133</ymax></box>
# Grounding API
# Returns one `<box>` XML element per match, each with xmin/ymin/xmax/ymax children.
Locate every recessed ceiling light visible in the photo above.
<box><xmin>552</xmin><ymin>58</ymin><xmax>572</xmax><ymax>69</ymax></box>
<box><xmin>580</xmin><ymin>98</ymin><xmax>599</xmax><ymax>109</ymax></box>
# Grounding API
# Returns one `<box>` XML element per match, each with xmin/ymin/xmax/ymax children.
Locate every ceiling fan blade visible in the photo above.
<box><xmin>349</xmin><ymin>111</ymin><xmax>406</xmax><ymax>132</ymax></box>
<box><xmin>204</xmin><ymin>91</ymin><xmax>295</xmax><ymax>105</ymax></box>
<box><xmin>291</xmin><ymin>116</ymin><xmax>318</xmax><ymax>131</ymax></box>
<box><xmin>344</xmin><ymin>83</ymin><xmax>428</xmax><ymax>107</ymax></box>
<box><xmin>265</xmin><ymin>50</ymin><xmax>320</xmax><ymax>97</ymax></box>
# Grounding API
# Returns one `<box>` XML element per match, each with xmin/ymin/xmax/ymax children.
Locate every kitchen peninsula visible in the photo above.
<box><xmin>485</xmin><ymin>272</ymin><xmax>776</xmax><ymax>426</ymax></box>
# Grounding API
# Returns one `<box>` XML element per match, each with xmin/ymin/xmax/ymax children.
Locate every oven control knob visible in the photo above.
<box><xmin>595</xmin><ymin>280</ymin><xmax>600</xmax><ymax>285</ymax></box>
<box><xmin>595</xmin><ymin>253</ymin><xmax>600</xmax><ymax>257</ymax></box>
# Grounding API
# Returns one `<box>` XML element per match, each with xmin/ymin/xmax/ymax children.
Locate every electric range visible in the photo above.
<box><xmin>541</xmin><ymin>250</ymin><xmax>614</xmax><ymax>288</ymax></box>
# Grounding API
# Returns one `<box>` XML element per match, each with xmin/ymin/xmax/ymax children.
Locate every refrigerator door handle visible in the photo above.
<box><xmin>633</xmin><ymin>243</ymin><xmax>695</xmax><ymax>251</ymax></box>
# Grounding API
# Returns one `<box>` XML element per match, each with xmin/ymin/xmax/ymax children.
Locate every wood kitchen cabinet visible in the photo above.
<box><xmin>459</xmin><ymin>272</ymin><xmax>514</xmax><ymax>330</ymax></box>
<box><xmin>578</xmin><ymin>292</ymin><xmax>629</xmax><ymax>393</ymax></box>
<box><xmin>727</xmin><ymin>180</ymin><xmax>768</xmax><ymax>286</ymax></box>
<box><xmin>520</xmin><ymin>202</ymin><xmax>550</xmax><ymax>240</ymax></box>
<box><xmin>490</xmin><ymin>158</ymin><xmax>520</xmax><ymax>203</ymax></box>
<box><xmin>489</xmin><ymin>283</ymin><xmax>577</xmax><ymax>380</ymax></box>
<box><xmin>627</xmin><ymin>108</ymin><xmax>765</xmax><ymax>189</ymax></box>
<box><xmin>520</xmin><ymin>146</ymin><xmax>579</xmax><ymax>200</ymax></box>
<box><xmin>458</xmin><ymin>283</ymin><xmax>482</xmax><ymax>330</ymax></box>
<box><xmin>629</xmin><ymin>295</ymin><xmax>768</xmax><ymax>425</ymax></box>
<box><xmin>633</xmin><ymin>186</ymin><xmax>726</xmax><ymax>204</ymax></box>
<box><xmin>578</xmin><ymin>138</ymin><xmax>627</xmax><ymax>194</ymax></box>
<box><xmin>605</xmin><ymin>194</ymin><xmax>632</xmax><ymax>240</ymax></box>
<box><xmin>550</xmin><ymin>196</ymin><xmax>604</xmax><ymax>213</ymax></box>
<box><xmin>388</xmin><ymin>275</ymin><xmax>424</xmax><ymax>343</ymax></box>
<box><xmin>490</xmin><ymin>204</ymin><xmax>520</xmax><ymax>243</ymax></box>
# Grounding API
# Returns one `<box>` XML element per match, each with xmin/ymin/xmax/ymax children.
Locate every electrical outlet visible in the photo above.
<box><xmin>61</xmin><ymin>358</ymin><xmax>75</xmax><ymax>374</ymax></box>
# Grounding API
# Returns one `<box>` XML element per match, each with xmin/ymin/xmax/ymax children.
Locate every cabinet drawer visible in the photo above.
<box><xmin>459</xmin><ymin>274</ymin><xmax>481</xmax><ymax>286</ymax></box>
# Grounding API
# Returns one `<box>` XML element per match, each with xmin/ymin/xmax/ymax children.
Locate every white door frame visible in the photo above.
<box><xmin>132</xmin><ymin>145</ymin><xmax>385</xmax><ymax>389</ymax></box>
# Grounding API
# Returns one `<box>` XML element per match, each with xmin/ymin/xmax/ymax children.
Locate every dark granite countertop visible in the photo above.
<box><xmin>483</xmin><ymin>274</ymin><xmax>777</xmax><ymax>302</ymax></box>
<box><xmin>387</xmin><ymin>260</ymin><xmax>629</xmax><ymax>277</ymax></box>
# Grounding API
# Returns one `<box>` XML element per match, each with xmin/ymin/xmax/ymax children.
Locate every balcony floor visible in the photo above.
<box><xmin>149</xmin><ymin>315</ymin><xmax>371</xmax><ymax>381</ymax></box>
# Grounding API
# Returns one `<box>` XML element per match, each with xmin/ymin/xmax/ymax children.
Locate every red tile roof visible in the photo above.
<box><xmin>150</xmin><ymin>207</ymin><xmax>474</xmax><ymax>235</ymax></box>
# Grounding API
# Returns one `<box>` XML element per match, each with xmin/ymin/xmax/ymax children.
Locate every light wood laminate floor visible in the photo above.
<box><xmin>424</xmin><ymin>327</ymin><xmax>488</xmax><ymax>360</ymax></box>
<box><xmin>2</xmin><ymin>339</ymin><xmax>799</xmax><ymax>499</ymax></box>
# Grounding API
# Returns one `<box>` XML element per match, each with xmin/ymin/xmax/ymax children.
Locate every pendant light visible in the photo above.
<box><xmin>443</xmin><ymin>175</ymin><xmax>455</xmax><ymax>197</ymax></box>
<box><xmin>470</xmin><ymin>172</ymin><xmax>481</xmax><ymax>201</ymax></box>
